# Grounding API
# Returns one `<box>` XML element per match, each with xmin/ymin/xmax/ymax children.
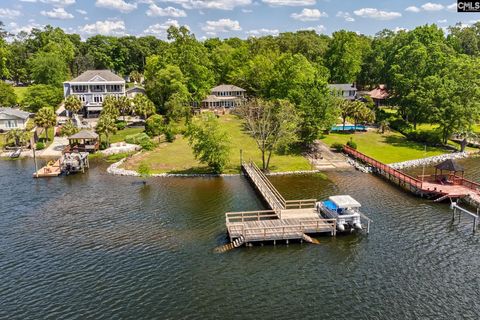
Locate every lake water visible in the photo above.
<box><xmin>1</xmin><ymin>157</ymin><xmax>480</xmax><ymax>319</ymax></box>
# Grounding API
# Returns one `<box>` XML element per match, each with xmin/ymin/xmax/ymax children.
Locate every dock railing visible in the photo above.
<box><xmin>343</xmin><ymin>146</ymin><xmax>424</xmax><ymax>189</ymax></box>
<box><xmin>237</xmin><ymin>219</ymin><xmax>337</xmax><ymax>241</ymax></box>
<box><xmin>225</xmin><ymin>210</ymin><xmax>278</xmax><ymax>224</ymax></box>
<box><xmin>243</xmin><ymin>161</ymin><xmax>317</xmax><ymax>216</ymax></box>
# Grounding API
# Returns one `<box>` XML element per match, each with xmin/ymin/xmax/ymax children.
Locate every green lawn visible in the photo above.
<box><xmin>109</xmin><ymin>127</ymin><xmax>145</xmax><ymax>143</ymax></box>
<box><xmin>320</xmin><ymin>130</ymin><xmax>446</xmax><ymax>164</ymax></box>
<box><xmin>13</xmin><ymin>86</ymin><xmax>28</xmax><ymax>103</ymax></box>
<box><xmin>123</xmin><ymin>115</ymin><xmax>311</xmax><ymax>174</ymax></box>
<box><xmin>0</xmin><ymin>134</ymin><xmax>6</xmax><ymax>149</ymax></box>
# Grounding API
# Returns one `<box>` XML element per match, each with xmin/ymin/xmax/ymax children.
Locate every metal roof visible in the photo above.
<box><xmin>211</xmin><ymin>84</ymin><xmax>246</xmax><ymax>92</ymax></box>
<box><xmin>67</xmin><ymin>70</ymin><xmax>125</xmax><ymax>83</ymax></box>
<box><xmin>328</xmin><ymin>84</ymin><xmax>358</xmax><ymax>91</ymax></box>
<box><xmin>329</xmin><ymin>195</ymin><xmax>361</xmax><ymax>208</ymax></box>
<box><xmin>68</xmin><ymin>130</ymin><xmax>99</xmax><ymax>140</ymax></box>
<box><xmin>0</xmin><ymin>108</ymin><xmax>30</xmax><ymax>119</ymax></box>
<box><xmin>435</xmin><ymin>159</ymin><xmax>465</xmax><ymax>172</ymax></box>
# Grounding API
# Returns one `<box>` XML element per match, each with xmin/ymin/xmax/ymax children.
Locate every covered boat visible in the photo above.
<box><xmin>316</xmin><ymin>195</ymin><xmax>363</xmax><ymax>232</ymax></box>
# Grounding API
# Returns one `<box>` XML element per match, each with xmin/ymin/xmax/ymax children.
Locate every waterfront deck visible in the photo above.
<box><xmin>343</xmin><ymin>146</ymin><xmax>480</xmax><ymax>207</ymax></box>
<box><xmin>224</xmin><ymin>161</ymin><xmax>338</xmax><ymax>246</ymax></box>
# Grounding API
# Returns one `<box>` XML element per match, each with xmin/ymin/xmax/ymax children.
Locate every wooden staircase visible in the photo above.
<box><xmin>214</xmin><ymin>236</ymin><xmax>245</xmax><ymax>253</ymax></box>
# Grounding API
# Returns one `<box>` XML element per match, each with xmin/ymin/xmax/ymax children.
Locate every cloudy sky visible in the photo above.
<box><xmin>0</xmin><ymin>1</ymin><xmax>479</xmax><ymax>39</ymax></box>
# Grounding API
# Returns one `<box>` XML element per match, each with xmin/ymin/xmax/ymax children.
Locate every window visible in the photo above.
<box><xmin>93</xmin><ymin>95</ymin><xmax>103</xmax><ymax>103</ymax></box>
<box><xmin>7</xmin><ymin>120</ymin><xmax>17</xmax><ymax>128</ymax></box>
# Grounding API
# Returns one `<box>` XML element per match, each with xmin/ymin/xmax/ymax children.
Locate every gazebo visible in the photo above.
<box><xmin>67</xmin><ymin>130</ymin><xmax>99</xmax><ymax>153</ymax></box>
<box><xmin>434</xmin><ymin>159</ymin><xmax>465</xmax><ymax>184</ymax></box>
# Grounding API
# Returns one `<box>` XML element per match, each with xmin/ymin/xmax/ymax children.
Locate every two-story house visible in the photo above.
<box><xmin>63</xmin><ymin>70</ymin><xmax>126</xmax><ymax>118</ymax></box>
<box><xmin>328</xmin><ymin>83</ymin><xmax>358</xmax><ymax>100</ymax></box>
<box><xmin>201</xmin><ymin>84</ymin><xmax>247</xmax><ymax>109</ymax></box>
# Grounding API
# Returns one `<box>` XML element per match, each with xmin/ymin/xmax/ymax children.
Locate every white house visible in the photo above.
<box><xmin>0</xmin><ymin>108</ymin><xmax>30</xmax><ymax>131</ymax></box>
<box><xmin>63</xmin><ymin>70</ymin><xmax>126</xmax><ymax>118</ymax></box>
<box><xmin>328</xmin><ymin>83</ymin><xmax>358</xmax><ymax>100</ymax></box>
<box><xmin>201</xmin><ymin>84</ymin><xmax>247</xmax><ymax>109</ymax></box>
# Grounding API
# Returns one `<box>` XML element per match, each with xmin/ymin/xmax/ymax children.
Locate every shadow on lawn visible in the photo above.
<box><xmin>382</xmin><ymin>135</ymin><xmax>439</xmax><ymax>152</ymax></box>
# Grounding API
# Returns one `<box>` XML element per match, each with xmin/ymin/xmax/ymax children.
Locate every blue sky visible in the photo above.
<box><xmin>0</xmin><ymin>0</ymin><xmax>479</xmax><ymax>39</ymax></box>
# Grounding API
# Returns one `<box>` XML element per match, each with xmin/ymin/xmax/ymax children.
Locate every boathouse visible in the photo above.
<box><xmin>67</xmin><ymin>130</ymin><xmax>99</xmax><ymax>153</ymax></box>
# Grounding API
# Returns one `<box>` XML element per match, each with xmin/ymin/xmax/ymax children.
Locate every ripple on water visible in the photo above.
<box><xmin>1</xmin><ymin>159</ymin><xmax>480</xmax><ymax>319</ymax></box>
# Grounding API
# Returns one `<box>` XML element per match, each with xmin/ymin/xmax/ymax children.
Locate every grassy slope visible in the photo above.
<box><xmin>320</xmin><ymin>130</ymin><xmax>446</xmax><ymax>164</ymax></box>
<box><xmin>109</xmin><ymin>127</ymin><xmax>145</xmax><ymax>144</ymax></box>
<box><xmin>123</xmin><ymin>115</ymin><xmax>311</xmax><ymax>174</ymax></box>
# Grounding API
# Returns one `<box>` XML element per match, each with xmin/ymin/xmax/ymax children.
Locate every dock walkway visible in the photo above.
<box><xmin>343</xmin><ymin>146</ymin><xmax>480</xmax><ymax>207</ymax></box>
<box><xmin>224</xmin><ymin>161</ymin><xmax>337</xmax><ymax>245</ymax></box>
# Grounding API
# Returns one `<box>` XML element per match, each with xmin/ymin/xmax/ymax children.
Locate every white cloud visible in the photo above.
<box><xmin>421</xmin><ymin>2</ymin><xmax>444</xmax><ymax>11</ymax></box>
<box><xmin>246</xmin><ymin>28</ymin><xmax>279</xmax><ymax>36</ymax></box>
<box><xmin>336</xmin><ymin>11</ymin><xmax>354</xmax><ymax>22</ymax></box>
<box><xmin>95</xmin><ymin>0</ymin><xmax>137</xmax><ymax>13</ymax></box>
<box><xmin>446</xmin><ymin>2</ymin><xmax>457</xmax><ymax>12</ymax></box>
<box><xmin>394</xmin><ymin>27</ymin><xmax>408</xmax><ymax>33</ymax></box>
<box><xmin>0</xmin><ymin>8</ymin><xmax>21</xmax><ymax>19</ymax></box>
<box><xmin>437</xmin><ymin>19</ymin><xmax>447</xmax><ymax>23</ymax></box>
<box><xmin>40</xmin><ymin>0</ymin><xmax>75</xmax><ymax>6</ymax></box>
<box><xmin>291</xmin><ymin>8</ymin><xmax>327</xmax><ymax>21</ymax></box>
<box><xmin>76</xmin><ymin>9</ymin><xmax>87</xmax><ymax>15</ymax></box>
<box><xmin>79</xmin><ymin>19</ymin><xmax>126</xmax><ymax>36</ymax></box>
<box><xmin>262</xmin><ymin>0</ymin><xmax>315</xmax><ymax>6</ymax></box>
<box><xmin>8</xmin><ymin>22</ymin><xmax>42</xmax><ymax>34</ymax></box>
<box><xmin>303</xmin><ymin>24</ymin><xmax>326</xmax><ymax>33</ymax></box>
<box><xmin>405</xmin><ymin>6</ymin><xmax>420</xmax><ymax>13</ymax></box>
<box><xmin>146</xmin><ymin>4</ymin><xmax>187</xmax><ymax>17</ymax></box>
<box><xmin>353</xmin><ymin>8</ymin><xmax>401</xmax><ymax>20</ymax></box>
<box><xmin>242</xmin><ymin>8</ymin><xmax>253</xmax><ymax>13</ymax></box>
<box><xmin>143</xmin><ymin>19</ymin><xmax>188</xmax><ymax>39</ymax></box>
<box><xmin>202</xmin><ymin>18</ymin><xmax>241</xmax><ymax>34</ymax></box>
<box><xmin>160</xmin><ymin>0</ymin><xmax>251</xmax><ymax>10</ymax></box>
<box><xmin>41</xmin><ymin>7</ymin><xmax>74</xmax><ymax>19</ymax></box>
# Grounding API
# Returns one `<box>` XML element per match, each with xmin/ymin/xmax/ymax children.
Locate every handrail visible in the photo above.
<box><xmin>343</xmin><ymin>145</ymin><xmax>424</xmax><ymax>189</ymax></box>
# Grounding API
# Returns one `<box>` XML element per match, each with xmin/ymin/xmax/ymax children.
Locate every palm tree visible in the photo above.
<box><xmin>337</xmin><ymin>98</ymin><xmax>355</xmax><ymax>131</ymax></box>
<box><xmin>133</xmin><ymin>94</ymin><xmax>156</xmax><ymax>119</ymax></box>
<box><xmin>34</xmin><ymin>107</ymin><xmax>57</xmax><ymax>142</ymax></box>
<box><xmin>351</xmin><ymin>102</ymin><xmax>375</xmax><ymax>131</ymax></box>
<box><xmin>116</xmin><ymin>96</ymin><xmax>133</xmax><ymax>122</ymax></box>
<box><xmin>64</xmin><ymin>95</ymin><xmax>82</xmax><ymax>117</ymax></box>
<box><xmin>130</xmin><ymin>70</ymin><xmax>142</xmax><ymax>84</ymax></box>
<box><xmin>378</xmin><ymin>119</ymin><xmax>390</xmax><ymax>134</ymax></box>
<box><xmin>95</xmin><ymin>114</ymin><xmax>117</xmax><ymax>147</ymax></box>
<box><xmin>61</xmin><ymin>119</ymin><xmax>79</xmax><ymax>137</ymax></box>
<box><xmin>101</xmin><ymin>95</ymin><xmax>120</xmax><ymax>119</ymax></box>
<box><xmin>6</xmin><ymin>129</ymin><xmax>29</xmax><ymax>147</ymax></box>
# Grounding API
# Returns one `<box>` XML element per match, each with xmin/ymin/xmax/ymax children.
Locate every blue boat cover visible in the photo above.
<box><xmin>323</xmin><ymin>200</ymin><xmax>338</xmax><ymax>211</ymax></box>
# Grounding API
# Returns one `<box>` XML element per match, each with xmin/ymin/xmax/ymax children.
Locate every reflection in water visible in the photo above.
<box><xmin>1</xmin><ymin>157</ymin><xmax>480</xmax><ymax>319</ymax></box>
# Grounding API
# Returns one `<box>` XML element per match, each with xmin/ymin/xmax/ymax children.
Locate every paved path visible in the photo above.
<box><xmin>38</xmin><ymin>137</ymin><xmax>69</xmax><ymax>158</ymax></box>
<box><xmin>307</xmin><ymin>141</ymin><xmax>352</xmax><ymax>170</ymax></box>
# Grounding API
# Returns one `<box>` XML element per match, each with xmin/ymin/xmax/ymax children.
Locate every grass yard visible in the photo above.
<box><xmin>13</xmin><ymin>87</ymin><xmax>28</xmax><ymax>103</ymax></box>
<box><xmin>123</xmin><ymin>115</ymin><xmax>311</xmax><ymax>174</ymax></box>
<box><xmin>320</xmin><ymin>129</ymin><xmax>446</xmax><ymax>164</ymax></box>
<box><xmin>109</xmin><ymin>127</ymin><xmax>145</xmax><ymax>144</ymax></box>
<box><xmin>0</xmin><ymin>134</ymin><xmax>6</xmax><ymax>149</ymax></box>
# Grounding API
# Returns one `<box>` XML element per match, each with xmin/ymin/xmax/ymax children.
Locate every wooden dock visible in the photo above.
<box><xmin>223</xmin><ymin>161</ymin><xmax>338</xmax><ymax>247</ymax></box>
<box><xmin>343</xmin><ymin>146</ymin><xmax>480</xmax><ymax>207</ymax></box>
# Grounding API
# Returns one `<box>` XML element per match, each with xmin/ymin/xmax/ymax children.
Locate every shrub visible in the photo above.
<box><xmin>100</xmin><ymin>141</ymin><xmax>109</xmax><ymax>150</ymax></box>
<box><xmin>331</xmin><ymin>142</ymin><xmax>344</xmax><ymax>152</ymax></box>
<box><xmin>115</xmin><ymin>121</ymin><xmax>127</xmax><ymax>130</ymax></box>
<box><xmin>125</xmin><ymin>132</ymin><xmax>150</xmax><ymax>144</ymax></box>
<box><xmin>346</xmin><ymin>139</ymin><xmax>357</xmax><ymax>150</ymax></box>
<box><xmin>145</xmin><ymin>114</ymin><xmax>165</xmax><ymax>137</ymax></box>
<box><xmin>389</xmin><ymin>118</ymin><xmax>412</xmax><ymax>135</ymax></box>
<box><xmin>36</xmin><ymin>142</ymin><xmax>45</xmax><ymax>150</ymax></box>
<box><xmin>164</xmin><ymin>124</ymin><xmax>176</xmax><ymax>142</ymax></box>
<box><xmin>138</xmin><ymin>162</ymin><xmax>151</xmax><ymax>177</ymax></box>
<box><xmin>406</xmin><ymin>130</ymin><xmax>442</xmax><ymax>145</ymax></box>
<box><xmin>139</xmin><ymin>138</ymin><xmax>157</xmax><ymax>151</ymax></box>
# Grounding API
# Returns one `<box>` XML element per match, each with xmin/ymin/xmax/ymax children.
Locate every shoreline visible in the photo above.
<box><xmin>107</xmin><ymin>156</ymin><xmax>328</xmax><ymax>177</ymax></box>
<box><xmin>388</xmin><ymin>151</ymin><xmax>477</xmax><ymax>170</ymax></box>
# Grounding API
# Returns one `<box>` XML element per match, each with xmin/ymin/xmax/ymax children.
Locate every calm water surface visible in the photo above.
<box><xmin>1</xmin><ymin>157</ymin><xmax>480</xmax><ymax>319</ymax></box>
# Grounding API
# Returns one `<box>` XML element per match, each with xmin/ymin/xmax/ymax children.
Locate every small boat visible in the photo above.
<box><xmin>316</xmin><ymin>195</ymin><xmax>363</xmax><ymax>232</ymax></box>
